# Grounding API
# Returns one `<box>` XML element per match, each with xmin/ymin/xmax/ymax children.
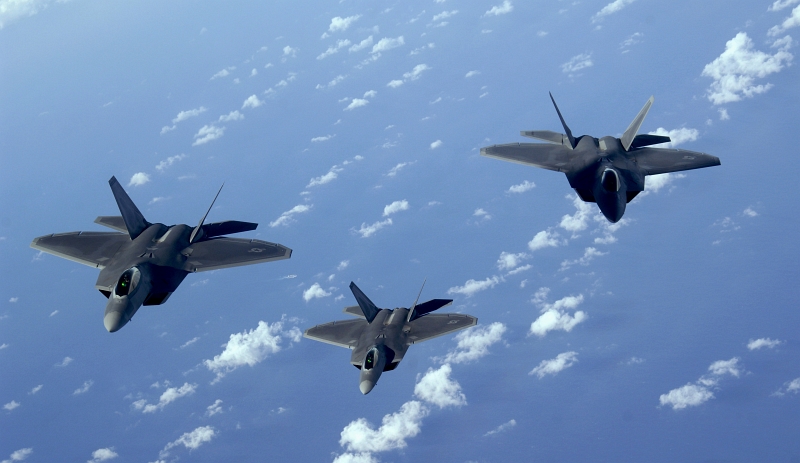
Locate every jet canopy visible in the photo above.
<box><xmin>114</xmin><ymin>267</ymin><xmax>141</xmax><ymax>297</ymax></box>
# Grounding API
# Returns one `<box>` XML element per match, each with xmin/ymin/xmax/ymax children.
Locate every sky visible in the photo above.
<box><xmin>1</xmin><ymin>0</ymin><xmax>800</xmax><ymax>462</ymax></box>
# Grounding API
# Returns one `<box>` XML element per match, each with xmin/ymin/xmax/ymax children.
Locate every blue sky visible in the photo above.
<box><xmin>1</xmin><ymin>0</ymin><xmax>800</xmax><ymax>462</ymax></box>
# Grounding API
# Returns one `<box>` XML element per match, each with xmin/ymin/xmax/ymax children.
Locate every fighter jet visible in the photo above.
<box><xmin>304</xmin><ymin>281</ymin><xmax>477</xmax><ymax>395</ymax></box>
<box><xmin>480</xmin><ymin>93</ymin><xmax>721</xmax><ymax>223</ymax></box>
<box><xmin>31</xmin><ymin>176</ymin><xmax>292</xmax><ymax>333</ymax></box>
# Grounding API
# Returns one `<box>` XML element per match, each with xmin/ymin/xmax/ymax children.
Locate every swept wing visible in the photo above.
<box><xmin>481</xmin><ymin>143</ymin><xmax>575</xmax><ymax>172</ymax></box>
<box><xmin>304</xmin><ymin>319</ymin><xmax>368</xmax><ymax>349</ymax></box>
<box><xmin>31</xmin><ymin>232</ymin><xmax>129</xmax><ymax>268</ymax></box>
<box><xmin>633</xmin><ymin>147</ymin><xmax>721</xmax><ymax>176</ymax></box>
<box><xmin>183</xmin><ymin>238</ymin><xmax>291</xmax><ymax>272</ymax></box>
<box><xmin>406</xmin><ymin>313</ymin><xmax>477</xmax><ymax>345</ymax></box>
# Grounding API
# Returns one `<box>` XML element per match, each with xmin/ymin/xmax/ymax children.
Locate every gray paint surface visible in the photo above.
<box><xmin>481</xmin><ymin>93</ymin><xmax>721</xmax><ymax>222</ymax></box>
<box><xmin>30</xmin><ymin>176</ymin><xmax>292</xmax><ymax>332</ymax></box>
<box><xmin>304</xmin><ymin>282</ymin><xmax>477</xmax><ymax>394</ymax></box>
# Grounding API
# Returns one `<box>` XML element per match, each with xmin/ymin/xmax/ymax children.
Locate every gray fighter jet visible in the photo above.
<box><xmin>481</xmin><ymin>93</ymin><xmax>721</xmax><ymax>222</ymax></box>
<box><xmin>304</xmin><ymin>281</ymin><xmax>477</xmax><ymax>394</ymax></box>
<box><xmin>31</xmin><ymin>176</ymin><xmax>291</xmax><ymax>333</ymax></box>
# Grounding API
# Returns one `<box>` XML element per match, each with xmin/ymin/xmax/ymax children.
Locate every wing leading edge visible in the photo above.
<box><xmin>31</xmin><ymin>232</ymin><xmax>130</xmax><ymax>268</ymax></box>
<box><xmin>304</xmin><ymin>319</ymin><xmax>368</xmax><ymax>349</ymax></box>
<box><xmin>183</xmin><ymin>238</ymin><xmax>292</xmax><ymax>272</ymax></box>
<box><xmin>481</xmin><ymin>143</ymin><xmax>575</xmax><ymax>172</ymax></box>
<box><xmin>406</xmin><ymin>313</ymin><xmax>477</xmax><ymax>345</ymax></box>
<box><xmin>633</xmin><ymin>147</ymin><xmax>721</xmax><ymax>176</ymax></box>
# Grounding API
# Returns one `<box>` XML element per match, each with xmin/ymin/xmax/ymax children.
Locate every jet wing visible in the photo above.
<box><xmin>304</xmin><ymin>319</ymin><xmax>368</xmax><ymax>349</ymax></box>
<box><xmin>633</xmin><ymin>147</ymin><xmax>721</xmax><ymax>176</ymax></box>
<box><xmin>481</xmin><ymin>143</ymin><xmax>575</xmax><ymax>172</ymax></box>
<box><xmin>31</xmin><ymin>232</ymin><xmax>129</xmax><ymax>268</ymax></box>
<box><xmin>183</xmin><ymin>238</ymin><xmax>291</xmax><ymax>272</ymax></box>
<box><xmin>406</xmin><ymin>313</ymin><xmax>477</xmax><ymax>345</ymax></box>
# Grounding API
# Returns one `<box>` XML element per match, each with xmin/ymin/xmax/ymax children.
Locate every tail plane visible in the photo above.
<box><xmin>109</xmin><ymin>176</ymin><xmax>150</xmax><ymax>240</ymax></box>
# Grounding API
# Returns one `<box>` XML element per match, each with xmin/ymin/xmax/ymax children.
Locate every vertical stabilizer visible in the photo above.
<box><xmin>620</xmin><ymin>96</ymin><xmax>654</xmax><ymax>151</ymax></box>
<box><xmin>109</xmin><ymin>176</ymin><xmax>150</xmax><ymax>240</ymax></box>
<box><xmin>406</xmin><ymin>279</ymin><xmax>427</xmax><ymax>322</ymax></box>
<box><xmin>549</xmin><ymin>92</ymin><xmax>576</xmax><ymax>149</ymax></box>
<box><xmin>189</xmin><ymin>183</ymin><xmax>224</xmax><ymax>244</ymax></box>
<box><xmin>349</xmin><ymin>282</ymin><xmax>380</xmax><ymax>324</ymax></box>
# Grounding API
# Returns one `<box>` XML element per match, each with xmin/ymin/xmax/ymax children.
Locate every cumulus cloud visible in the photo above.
<box><xmin>303</xmin><ymin>283</ymin><xmax>332</xmax><ymax>302</ymax></box>
<box><xmin>496</xmin><ymin>252</ymin><xmax>527</xmax><ymax>271</ymax></box>
<box><xmin>560</xmin><ymin>247</ymin><xmax>607</xmax><ymax>271</ymax></box>
<box><xmin>437</xmin><ymin>322</ymin><xmax>507</xmax><ymax>364</ymax></box>
<box><xmin>210</xmin><ymin>66</ymin><xmax>235</xmax><ymax>80</ymax></box>
<box><xmin>748</xmin><ymin>338</ymin><xmax>782</xmax><ymax>350</ymax></box>
<box><xmin>386</xmin><ymin>162</ymin><xmax>410</xmax><ymax>177</ymax></box>
<box><xmin>282</xmin><ymin>45</ymin><xmax>297</xmax><ymax>58</ymax></box>
<box><xmin>349</xmin><ymin>36</ymin><xmax>373</xmax><ymax>53</ymax></box>
<box><xmin>592</xmin><ymin>0</ymin><xmax>636</xmax><ymax>22</ymax></box>
<box><xmin>372</xmin><ymin>36</ymin><xmax>405</xmax><ymax>54</ymax></box>
<box><xmin>484</xmin><ymin>419</ymin><xmax>516</xmax><ymax>437</ymax></box>
<box><xmin>507</xmin><ymin>180</ymin><xmax>535</xmax><ymax>193</ymax></box>
<box><xmin>647</xmin><ymin>127</ymin><xmax>699</xmax><ymax>148</ymax></box>
<box><xmin>413</xmin><ymin>364</ymin><xmax>466</xmax><ymax>408</ymax></box>
<box><xmin>769</xmin><ymin>0</ymin><xmax>800</xmax><ymax>11</ymax></box>
<box><xmin>0</xmin><ymin>448</ymin><xmax>32</xmax><ymax>463</ymax></box>
<box><xmin>192</xmin><ymin>125</ymin><xmax>225</xmax><ymax>146</ymax></box>
<box><xmin>318</xmin><ymin>39</ymin><xmax>352</xmax><ymax>60</ymax></box>
<box><xmin>155</xmin><ymin>153</ymin><xmax>187</xmax><ymax>172</ymax></box>
<box><xmin>344</xmin><ymin>98</ymin><xmax>369</xmax><ymax>111</ymax></box>
<box><xmin>311</xmin><ymin>134</ymin><xmax>335</xmax><ymax>142</ymax></box>
<box><xmin>128</xmin><ymin>172</ymin><xmax>150</xmax><ymax>187</ymax></box>
<box><xmin>159</xmin><ymin>426</ymin><xmax>217</xmax><ymax>459</ymax></box>
<box><xmin>3</xmin><ymin>400</ymin><xmax>20</xmax><ymax>411</ymax></box>
<box><xmin>28</xmin><ymin>385</ymin><xmax>42</xmax><ymax>395</ymax></box>
<box><xmin>430</xmin><ymin>139</ymin><xmax>443</xmax><ymax>149</ymax></box>
<box><xmin>173</xmin><ymin>107</ymin><xmax>207</xmax><ymax>123</ymax></box>
<box><xmin>473</xmin><ymin>208</ymin><xmax>491</xmax><ymax>221</ymax></box>
<box><xmin>743</xmin><ymin>207</ymin><xmax>759</xmax><ymax>217</ymax></box>
<box><xmin>87</xmin><ymin>448</ymin><xmax>118</xmax><ymax>463</ymax></box>
<box><xmin>701</xmin><ymin>32</ymin><xmax>793</xmax><ymax>105</ymax></box>
<box><xmin>337</xmin><ymin>260</ymin><xmax>350</xmax><ymax>271</ymax></box>
<box><xmin>269</xmin><ymin>204</ymin><xmax>312</xmax><ymax>227</ymax></box>
<box><xmin>447</xmin><ymin>276</ymin><xmax>502</xmax><ymax>297</ymax></box>
<box><xmin>355</xmin><ymin>219</ymin><xmax>393</xmax><ymax>238</ymax></box>
<box><xmin>218</xmin><ymin>110</ymin><xmax>244</xmax><ymax>122</ymax></box>
<box><xmin>529</xmin><ymin>351</ymin><xmax>579</xmax><ymax>378</ymax></box>
<box><xmin>773</xmin><ymin>378</ymin><xmax>800</xmax><ymax>396</ymax></box>
<box><xmin>132</xmin><ymin>383</ymin><xmax>197</xmax><ymax>413</ymax></box>
<box><xmin>324</xmin><ymin>15</ymin><xmax>361</xmax><ymax>37</ymax></box>
<box><xmin>203</xmin><ymin>318</ymin><xmax>301</xmax><ymax>383</ymax></box>
<box><xmin>560</xmin><ymin>194</ymin><xmax>593</xmax><ymax>233</ymax></box>
<box><xmin>242</xmin><ymin>94</ymin><xmax>264</xmax><ymax>109</ymax></box>
<box><xmin>383</xmin><ymin>200</ymin><xmax>409</xmax><ymax>217</ymax></box>
<box><xmin>483</xmin><ymin>0</ymin><xmax>513</xmax><ymax>16</ymax></box>
<box><xmin>404</xmin><ymin>64</ymin><xmax>430</xmax><ymax>80</ymax></box>
<box><xmin>206</xmin><ymin>399</ymin><xmax>223</xmax><ymax>417</ymax></box>
<box><xmin>768</xmin><ymin>4</ymin><xmax>800</xmax><ymax>35</ymax></box>
<box><xmin>55</xmin><ymin>356</ymin><xmax>73</xmax><ymax>367</ymax></box>
<box><xmin>308</xmin><ymin>165</ymin><xmax>344</xmax><ymax>187</ymax></box>
<box><xmin>316</xmin><ymin>75</ymin><xmax>347</xmax><ymax>89</ymax></box>
<box><xmin>464</xmin><ymin>70</ymin><xmax>480</xmax><ymax>78</ymax></box>
<box><xmin>529</xmin><ymin>292</ymin><xmax>587</xmax><ymax>337</ymax></box>
<box><xmin>643</xmin><ymin>173</ymin><xmax>685</xmax><ymax>194</ymax></box>
<box><xmin>528</xmin><ymin>230</ymin><xmax>564</xmax><ymax>251</ymax></box>
<box><xmin>73</xmin><ymin>380</ymin><xmax>94</xmax><ymax>395</ymax></box>
<box><xmin>562</xmin><ymin>53</ymin><xmax>593</xmax><ymax>74</ymax></box>
<box><xmin>659</xmin><ymin>357</ymin><xmax>743</xmax><ymax>410</ymax></box>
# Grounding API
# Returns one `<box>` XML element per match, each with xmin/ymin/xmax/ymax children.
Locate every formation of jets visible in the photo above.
<box><xmin>30</xmin><ymin>93</ymin><xmax>720</xmax><ymax>393</ymax></box>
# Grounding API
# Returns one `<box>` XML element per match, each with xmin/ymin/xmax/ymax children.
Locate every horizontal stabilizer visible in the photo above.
<box><xmin>343</xmin><ymin>305</ymin><xmax>366</xmax><ymax>318</ymax></box>
<box><xmin>408</xmin><ymin>299</ymin><xmax>453</xmax><ymax>322</ymax></box>
<box><xmin>109</xmin><ymin>176</ymin><xmax>150</xmax><ymax>240</ymax></box>
<box><xmin>201</xmin><ymin>220</ymin><xmax>258</xmax><ymax>239</ymax></box>
<box><xmin>94</xmin><ymin>216</ymin><xmax>128</xmax><ymax>233</ymax></box>
<box><xmin>520</xmin><ymin>130</ymin><xmax>570</xmax><ymax>145</ymax></box>
<box><xmin>349</xmin><ymin>282</ymin><xmax>380</xmax><ymax>324</ymax></box>
<box><xmin>630</xmin><ymin>134</ymin><xmax>671</xmax><ymax>149</ymax></box>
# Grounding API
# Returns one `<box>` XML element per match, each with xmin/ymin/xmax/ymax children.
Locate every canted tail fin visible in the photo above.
<box><xmin>349</xmin><ymin>282</ymin><xmax>380</xmax><ymax>324</ymax></box>
<box><xmin>108</xmin><ymin>176</ymin><xmax>150</xmax><ymax>240</ymax></box>
<box><xmin>621</xmin><ymin>96</ymin><xmax>654</xmax><ymax>151</ymax></box>
<box><xmin>189</xmin><ymin>183</ymin><xmax>224</xmax><ymax>244</ymax></box>
<box><xmin>549</xmin><ymin>92</ymin><xmax>576</xmax><ymax>149</ymax></box>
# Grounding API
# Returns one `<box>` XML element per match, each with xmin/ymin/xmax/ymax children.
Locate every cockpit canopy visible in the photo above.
<box><xmin>114</xmin><ymin>267</ymin><xmax>141</xmax><ymax>297</ymax></box>
<box><xmin>363</xmin><ymin>347</ymin><xmax>380</xmax><ymax>371</ymax></box>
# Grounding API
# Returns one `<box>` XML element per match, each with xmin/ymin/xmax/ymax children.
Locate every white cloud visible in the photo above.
<box><xmin>282</xmin><ymin>45</ymin><xmax>297</xmax><ymax>57</ymax></box>
<box><xmin>769</xmin><ymin>0</ymin><xmax>800</xmax><ymax>11</ymax></box>
<box><xmin>0</xmin><ymin>343</ymin><xmax>8</xmax><ymax>350</ymax></box>
<box><xmin>180</xmin><ymin>337</ymin><xmax>199</xmax><ymax>349</ymax></box>
<box><xmin>768</xmin><ymin>4</ymin><xmax>800</xmax><ymax>35</ymax></box>
<box><xmin>773</xmin><ymin>378</ymin><xmax>800</xmax><ymax>396</ymax></box>
<box><xmin>311</xmin><ymin>134</ymin><xmax>335</xmax><ymax>142</ymax></box>
<box><xmin>528</xmin><ymin>230</ymin><xmax>564</xmax><ymax>251</ymax></box>
<box><xmin>307</xmin><ymin>165</ymin><xmax>343</xmax><ymax>187</ymax></box>
<box><xmin>414</xmin><ymin>364</ymin><xmax>466</xmax><ymax>408</ymax></box>
<box><xmin>203</xmin><ymin>319</ymin><xmax>301</xmax><ymax>383</ymax></box>
<box><xmin>387</xmin><ymin>79</ymin><xmax>404</xmax><ymax>88</ymax></box>
<box><xmin>447</xmin><ymin>276</ymin><xmax>502</xmax><ymax>297</ymax></box>
<box><xmin>269</xmin><ymin>204</ymin><xmax>312</xmax><ymax>227</ymax></box>
<box><xmin>218</xmin><ymin>110</ymin><xmax>244</xmax><ymax>122</ymax></box>
<box><xmin>748</xmin><ymin>338</ymin><xmax>782</xmax><ymax>350</ymax></box>
<box><xmin>561</xmin><ymin>53</ymin><xmax>593</xmax><ymax>74</ymax></box>
<box><xmin>345</xmin><ymin>98</ymin><xmax>369</xmax><ymax>111</ymax></box>
<box><xmin>303</xmin><ymin>283</ymin><xmax>332</xmax><ymax>302</ymax></box>
<box><xmin>55</xmin><ymin>356</ymin><xmax>73</xmax><ymax>367</ymax></box>
<box><xmin>647</xmin><ymin>127</ymin><xmax>699</xmax><ymax>148</ymax></box>
<box><xmin>159</xmin><ymin>426</ymin><xmax>217</xmax><ymax>459</ymax></box>
<box><xmin>0</xmin><ymin>448</ymin><xmax>32</xmax><ymax>463</ymax></box>
<box><xmin>743</xmin><ymin>207</ymin><xmax>759</xmax><ymax>217</ymax></box>
<box><xmin>473</xmin><ymin>208</ymin><xmax>491</xmax><ymax>221</ymax></box>
<box><xmin>484</xmin><ymin>419</ymin><xmax>516</xmax><ymax>437</ymax></box>
<box><xmin>701</xmin><ymin>32</ymin><xmax>793</xmax><ymax>105</ymax></box>
<box><xmin>8</xmin><ymin>297</ymin><xmax>18</xmax><ymax>303</ymax></box>
<box><xmin>242</xmin><ymin>94</ymin><xmax>264</xmax><ymax>109</ymax></box>
<box><xmin>133</xmin><ymin>383</ymin><xmax>197</xmax><ymax>413</ymax></box>
<box><xmin>87</xmin><ymin>448</ymin><xmax>118</xmax><ymax>463</ymax></box>
<box><xmin>620</xmin><ymin>32</ymin><xmax>643</xmax><ymax>50</ymax></box>
<box><xmin>560</xmin><ymin>247</ymin><xmax>607</xmax><ymax>271</ymax></box>
<box><xmin>644</xmin><ymin>173</ymin><xmax>685</xmax><ymax>193</ymax></box>
<box><xmin>496</xmin><ymin>252</ymin><xmax>527</xmax><ymax>271</ymax></box>
<box><xmin>337</xmin><ymin>401</ymin><xmax>427</xmax><ymax>457</ymax></box>
<box><xmin>337</xmin><ymin>260</ymin><xmax>350</xmax><ymax>271</ymax></box>
<box><xmin>386</xmin><ymin>162</ymin><xmax>409</xmax><ymax>177</ymax></box>
<box><xmin>73</xmin><ymin>380</ymin><xmax>94</xmax><ymax>395</ymax></box>
<box><xmin>592</xmin><ymin>0</ymin><xmax>636</xmax><ymax>22</ymax></box>
<box><xmin>560</xmin><ymin>194</ymin><xmax>593</xmax><ymax>233</ymax></box>
<box><xmin>210</xmin><ymin>67</ymin><xmax>235</xmax><ymax>80</ymax></box>
<box><xmin>356</xmin><ymin>219</ymin><xmax>393</xmax><ymax>238</ymax></box>
<box><xmin>326</xmin><ymin>15</ymin><xmax>361</xmax><ymax>36</ymax></box>
<box><xmin>437</xmin><ymin>322</ymin><xmax>507</xmax><ymax>364</ymax></box>
<box><xmin>206</xmin><ymin>399</ymin><xmax>223</xmax><ymax>417</ymax></box>
<box><xmin>372</xmin><ymin>36</ymin><xmax>405</xmax><ymax>53</ymax></box>
<box><xmin>349</xmin><ymin>36</ymin><xmax>373</xmax><ymax>53</ymax></box>
<box><xmin>659</xmin><ymin>383</ymin><xmax>714</xmax><ymax>410</ymax></box>
<box><xmin>155</xmin><ymin>153</ymin><xmax>187</xmax><ymax>172</ymax></box>
<box><xmin>3</xmin><ymin>400</ymin><xmax>20</xmax><ymax>411</ymax></box>
<box><xmin>403</xmin><ymin>64</ymin><xmax>430</xmax><ymax>80</ymax></box>
<box><xmin>173</xmin><ymin>107</ymin><xmax>207</xmax><ymax>124</ymax></box>
<box><xmin>433</xmin><ymin>10</ymin><xmax>458</xmax><ymax>21</ymax></box>
<box><xmin>383</xmin><ymin>200</ymin><xmax>409</xmax><ymax>217</ymax></box>
<box><xmin>430</xmin><ymin>139</ymin><xmax>443</xmax><ymax>149</ymax></box>
<box><xmin>708</xmin><ymin>358</ymin><xmax>743</xmax><ymax>377</ymax></box>
<box><xmin>317</xmin><ymin>39</ymin><xmax>352</xmax><ymax>60</ymax></box>
<box><xmin>316</xmin><ymin>75</ymin><xmax>347</xmax><ymax>89</ymax></box>
<box><xmin>507</xmin><ymin>180</ymin><xmax>535</xmax><ymax>193</ymax></box>
<box><xmin>718</xmin><ymin>108</ymin><xmax>730</xmax><ymax>120</ymax></box>
<box><xmin>483</xmin><ymin>0</ymin><xmax>513</xmax><ymax>17</ymax></box>
<box><xmin>529</xmin><ymin>351</ymin><xmax>579</xmax><ymax>378</ymax></box>
<box><xmin>530</xmin><ymin>294</ymin><xmax>587</xmax><ymax>337</ymax></box>
<box><xmin>464</xmin><ymin>70</ymin><xmax>480</xmax><ymax>78</ymax></box>
<box><xmin>363</xmin><ymin>90</ymin><xmax>377</xmax><ymax>98</ymax></box>
<box><xmin>192</xmin><ymin>125</ymin><xmax>225</xmax><ymax>146</ymax></box>
<box><xmin>28</xmin><ymin>385</ymin><xmax>42</xmax><ymax>395</ymax></box>
<box><xmin>128</xmin><ymin>172</ymin><xmax>150</xmax><ymax>187</ymax></box>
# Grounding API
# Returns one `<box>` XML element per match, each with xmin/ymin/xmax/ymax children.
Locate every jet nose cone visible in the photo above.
<box><xmin>359</xmin><ymin>380</ymin><xmax>375</xmax><ymax>395</ymax></box>
<box><xmin>103</xmin><ymin>311</ymin><xmax>125</xmax><ymax>333</ymax></box>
